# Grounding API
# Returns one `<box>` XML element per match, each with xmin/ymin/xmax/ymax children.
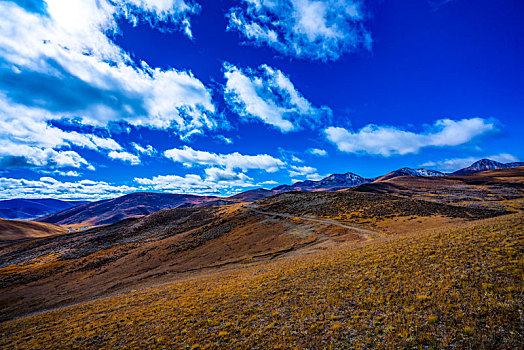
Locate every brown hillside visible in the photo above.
<box><xmin>0</xmin><ymin>219</ymin><xmax>67</xmax><ymax>242</ymax></box>
<box><xmin>0</xmin><ymin>187</ymin><xmax>511</xmax><ymax>321</ymax></box>
<box><xmin>1</xmin><ymin>213</ymin><xmax>521</xmax><ymax>349</ymax></box>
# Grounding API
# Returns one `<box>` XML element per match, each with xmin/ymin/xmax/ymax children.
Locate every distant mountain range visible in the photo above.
<box><xmin>450</xmin><ymin>159</ymin><xmax>524</xmax><ymax>175</ymax></box>
<box><xmin>0</xmin><ymin>198</ymin><xmax>89</xmax><ymax>220</ymax></box>
<box><xmin>273</xmin><ymin>172</ymin><xmax>370</xmax><ymax>193</ymax></box>
<box><xmin>3</xmin><ymin>158</ymin><xmax>522</xmax><ymax>225</ymax></box>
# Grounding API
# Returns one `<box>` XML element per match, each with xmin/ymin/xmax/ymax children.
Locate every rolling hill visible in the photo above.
<box><xmin>0</xmin><ymin>219</ymin><xmax>67</xmax><ymax>242</ymax></box>
<box><xmin>36</xmin><ymin>192</ymin><xmax>238</xmax><ymax>226</ymax></box>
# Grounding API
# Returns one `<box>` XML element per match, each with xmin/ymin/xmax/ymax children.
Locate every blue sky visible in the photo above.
<box><xmin>0</xmin><ymin>0</ymin><xmax>522</xmax><ymax>200</ymax></box>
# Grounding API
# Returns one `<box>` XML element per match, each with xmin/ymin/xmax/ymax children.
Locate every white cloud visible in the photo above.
<box><xmin>325</xmin><ymin>118</ymin><xmax>495</xmax><ymax>157</ymax></box>
<box><xmin>258</xmin><ymin>180</ymin><xmax>278</xmax><ymax>186</ymax></box>
<box><xmin>421</xmin><ymin>153</ymin><xmax>519</xmax><ymax>172</ymax></box>
<box><xmin>115</xmin><ymin>0</ymin><xmax>200</xmax><ymax>37</ymax></box>
<box><xmin>0</xmin><ymin>176</ymin><xmax>138</xmax><ymax>200</ymax></box>
<box><xmin>227</xmin><ymin>0</ymin><xmax>371</xmax><ymax>61</ymax></box>
<box><xmin>164</xmin><ymin>145</ymin><xmax>285</xmax><ymax>172</ymax></box>
<box><xmin>204</xmin><ymin>167</ymin><xmax>253</xmax><ymax>183</ymax></box>
<box><xmin>108</xmin><ymin>150</ymin><xmax>141</xmax><ymax>165</ymax></box>
<box><xmin>0</xmin><ymin>101</ymin><xmax>126</xmax><ymax>169</ymax></box>
<box><xmin>291</xmin><ymin>155</ymin><xmax>303</xmax><ymax>163</ymax></box>
<box><xmin>132</xmin><ymin>143</ymin><xmax>156</xmax><ymax>156</ymax></box>
<box><xmin>135</xmin><ymin>171</ymin><xmax>255</xmax><ymax>195</ymax></box>
<box><xmin>309</xmin><ymin>148</ymin><xmax>327</xmax><ymax>156</ymax></box>
<box><xmin>0</xmin><ymin>141</ymin><xmax>92</xmax><ymax>169</ymax></box>
<box><xmin>223</xmin><ymin>63</ymin><xmax>331</xmax><ymax>132</ymax></box>
<box><xmin>0</xmin><ymin>0</ymin><xmax>216</xmax><ymax>154</ymax></box>
<box><xmin>288</xmin><ymin>165</ymin><xmax>317</xmax><ymax>177</ymax></box>
<box><xmin>56</xmin><ymin>170</ymin><xmax>81</xmax><ymax>177</ymax></box>
<box><xmin>217</xmin><ymin>135</ymin><xmax>233</xmax><ymax>144</ymax></box>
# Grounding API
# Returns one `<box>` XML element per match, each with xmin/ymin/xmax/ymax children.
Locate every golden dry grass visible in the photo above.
<box><xmin>0</xmin><ymin>214</ymin><xmax>522</xmax><ymax>349</ymax></box>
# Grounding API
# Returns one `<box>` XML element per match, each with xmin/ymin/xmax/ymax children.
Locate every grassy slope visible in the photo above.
<box><xmin>0</xmin><ymin>219</ymin><xmax>67</xmax><ymax>241</ymax></box>
<box><xmin>1</xmin><ymin>214</ymin><xmax>521</xmax><ymax>349</ymax></box>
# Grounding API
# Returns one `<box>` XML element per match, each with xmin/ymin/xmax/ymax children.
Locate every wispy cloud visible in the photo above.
<box><xmin>308</xmin><ymin>148</ymin><xmax>328</xmax><ymax>156</ymax></box>
<box><xmin>227</xmin><ymin>0</ymin><xmax>371</xmax><ymax>61</ymax></box>
<box><xmin>325</xmin><ymin>118</ymin><xmax>495</xmax><ymax>156</ymax></box>
<box><xmin>224</xmin><ymin>63</ymin><xmax>331</xmax><ymax>132</ymax></box>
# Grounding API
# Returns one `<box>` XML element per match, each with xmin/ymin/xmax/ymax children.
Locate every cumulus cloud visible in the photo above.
<box><xmin>0</xmin><ymin>176</ymin><xmax>138</xmax><ymax>200</ymax></box>
<box><xmin>227</xmin><ymin>0</ymin><xmax>371</xmax><ymax>61</ymax></box>
<box><xmin>325</xmin><ymin>118</ymin><xmax>495</xmax><ymax>156</ymax></box>
<box><xmin>0</xmin><ymin>0</ymin><xmax>216</xmax><ymax>161</ymax></box>
<box><xmin>288</xmin><ymin>165</ymin><xmax>317</xmax><ymax>178</ymax></box>
<box><xmin>164</xmin><ymin>146</ymin><xmax>285</xmax><ymax>172</ymax></box>
<box><xmin>0</xmin><ymin>143</ymin><xmax>92</xmax><ymax>169</ymax></box>
<box><xmin>308</xmin><ymin>148</ymin><xmax>327</xmax><ymax>156</ymax></box>
<box><xmin>224</xmin><ymin>63</ymin><xmax>331</xmax><ymax>132</ymax></box>
<box><xmin>0</xmin><ymin>100</ymin><xmax>126</xmax><ymax>169</ymax></box>
<box><xmin>54</xmin><ymin>170</ymin><xmax>81</xmax><ymax>177</ymax></box>
<box><xmin>132</xmin><ymin>143</ymin><xmax>156</xmax><ymax>156</ymax></box>
<box><xmin>108</xmin><ymin>151</ymin><xmax>141</xmax><ymax>165</ymax></box>
<box><xmin>135</xmin><ymin>171</ymin><xmax>255</xmax><ymax>195</ymax></box>
<box><xmin>204</xmin><ymin>167</ymin><xmax>253</xmax><ymax>182</ymax></box>
<box><xmin>421</xmin><ymin>153</ymin><xmax>519</xmax><ymax>172</ymax></box>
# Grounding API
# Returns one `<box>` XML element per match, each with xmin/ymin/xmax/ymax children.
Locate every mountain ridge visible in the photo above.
<box><xmin>450</xmin><ymin>158</ymin><xmax>524</xmax><ymax>175</ymax></box>
<box><xmin>29</xmin><ymin>158</ymin><xmax>524</xmax><ymax>226</ymax></box>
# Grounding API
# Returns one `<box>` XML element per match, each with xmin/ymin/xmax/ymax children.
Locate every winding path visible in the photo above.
<box><xmin>245</xmin><ymin>206</ymin><xmax>379</xmax><ymax>241</ymax></box>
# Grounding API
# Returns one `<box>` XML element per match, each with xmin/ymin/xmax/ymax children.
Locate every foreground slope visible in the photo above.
<box><xmin>0</xmin><ymin>189</ymin><xmax>507</xmax><ymax>321</ymax></box>
<box><xmin>1</xmin><ymin>214</ymin><xmax>521</xmax><ymax>349</ymax></box>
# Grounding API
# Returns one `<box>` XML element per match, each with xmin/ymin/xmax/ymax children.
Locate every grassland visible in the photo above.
<box><xmin>1</xmin><ymin>214</ymin><xmax>521</xmax><ymax>349</ymax></box>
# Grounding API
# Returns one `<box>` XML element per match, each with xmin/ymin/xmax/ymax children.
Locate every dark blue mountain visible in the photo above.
<box><xmin>0</xmin><ymin>198</ymin><xmax>89</xmax><ymax>220</ymax></box>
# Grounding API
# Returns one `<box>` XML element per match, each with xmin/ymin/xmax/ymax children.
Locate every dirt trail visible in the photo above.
<box><xmin>245</xmin><ymin>206</ymin><xmax>380</xmax><ymax>241</ymax></box>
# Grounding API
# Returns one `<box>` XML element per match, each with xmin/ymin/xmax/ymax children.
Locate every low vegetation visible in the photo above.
<box><xmin>1</xmin><ymin>214</ymin><xmax>521</xmax><ymax>349</ymax></box>
<box><xmin>255</xmin><ymin>191</ymin><xmax>509</xmax><ymax>224</ymax></box>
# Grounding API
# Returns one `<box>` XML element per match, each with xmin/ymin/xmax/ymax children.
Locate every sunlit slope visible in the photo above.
<box><xmin>0</xmin><ymin>219</ymin><xmax>67</xmax><ymax>241</ymax></box>
<box><xmin>1</xmin><ymin>214</ymin><xmax>521</xmax><ymax>349</ymax></box>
